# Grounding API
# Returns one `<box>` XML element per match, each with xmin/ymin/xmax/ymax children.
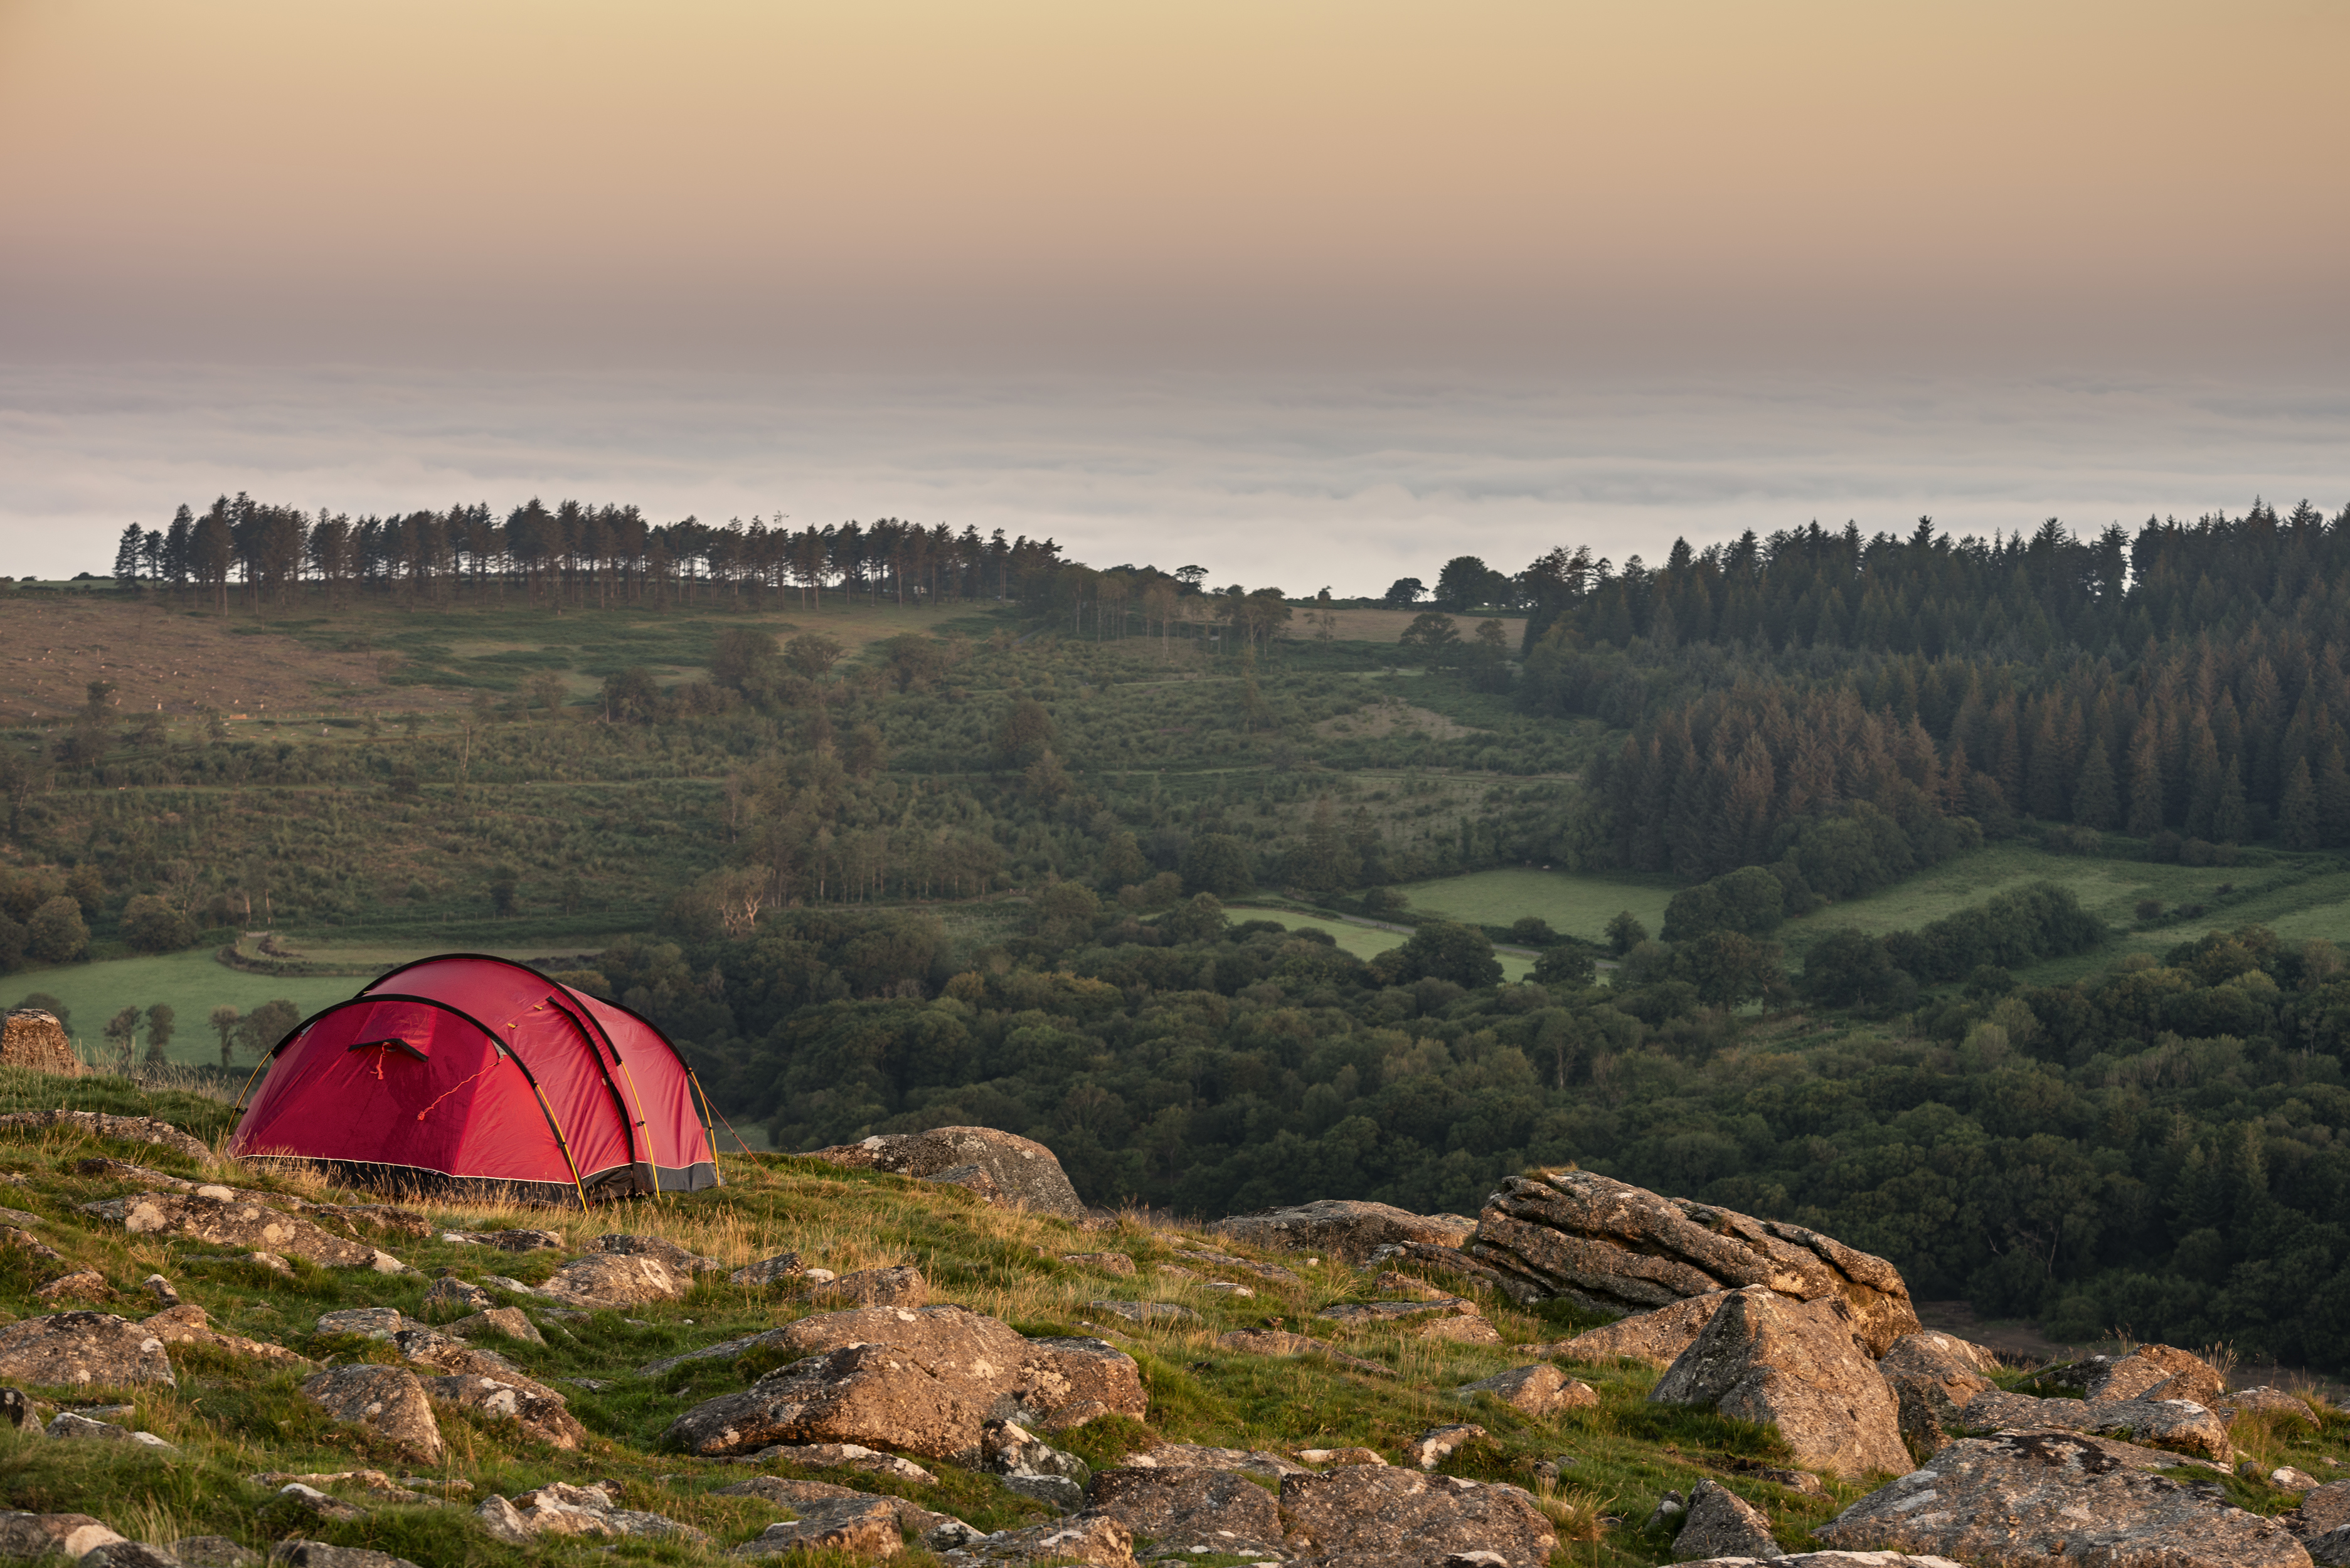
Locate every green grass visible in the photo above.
<box><xmin>1226</xmin><ymin>906</ymin><xmax>1533</xmax><ymax>982</ymax></box>
<box><xmin>1770</xmin><ymin>840</ymin><xmax>2350</xmax><ymax>981</ymax></box>
<box><xmin>8</xmin><ymin>933</ymin><xmax>634</xmax><ymax>1065</ymax></box>
<box><xmin>0</xmin><ymin>1070</ymin><xmax>2340</xmax><ymax>1565</ymax></box>
<box><xmin>1391</xmin><ymin>868</ymin><xmax>1677</xmax><ymax>945</ymax></box>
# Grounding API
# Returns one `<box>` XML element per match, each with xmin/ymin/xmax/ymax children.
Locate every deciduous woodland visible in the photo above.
<box><xmin>10</xmin><ymin>493</ymin><xmax>2350</xmax><ymax>1369</ymax></box>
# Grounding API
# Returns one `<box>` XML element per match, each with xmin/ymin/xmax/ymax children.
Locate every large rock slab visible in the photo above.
<box><xmin>1210</xmin><ymin>1200</ymin><xmax>1476</xmax><ymax>1264</ymax></box>
<box><xmin>1878</xmin><ymin>1332</ymin><xmax>1997</xmax><ymax>1454</ymax></box>
<box><xmin>803</xmin><ymin>1126</ymin><xmax>1085</xmax><ymax>1219</ymax></box>
<box><xmin>1546</xmin><ymin>1292</ymin><xmax>1731</xmax><ymax>1369</ymax></box>
<box><xmin>728</xmin><ymin>1493</ymin><xmax>905</xmax><ymax>1560</ymax></box>
<box><xmin>664</xmin><ymin>1305</ymin><xmax>1145</xmax><ymax>1461</ymax></box>
<box><xmin>1818</xmin><ymin>1432</ymin><xmax>2309</xmax><ymax>1566</ymax></box>
<box><xmin>0</xmin><ymin>1010</ymin><xmax>77</xmax><ymax>1073</ymax></box>
<box><xmin>1954</xmin><ymin>1389</ymin><xmax>2231</xmax><ymax>1463</ymax></box>
<box><xmin>299</xmin><ymin>1365</ymin><xmax>444</xmax><ymax>1464</ymax></box>
<box><xmin>1651</xmin><ymin>1286</ymin><xmax>1909</xmax><ymax>1480</ymax></box>
<box><xmin>1470</xmin><ymin>1172</ymin><xmax>1919</xmax><ymax>1355</ymax></box>
<box><xmin>83</xmin><ymin>1194</ymin><xmax>402</xmax><ymax>1272</ymax></box>
<box><xmin>1084</xmin><ymin>1466</ymin><xmax>1283</xmax><ymax>1557</ymax></box>
<box><xmin>1279</xmin><ymin>1467</ymin><xmax>1558</xmax><ymax>1567</ymax></box>
<box><xmin>0</xmin><ymin>1310</ymin><xmax>176</xmax><ymax>1387</ymax></box>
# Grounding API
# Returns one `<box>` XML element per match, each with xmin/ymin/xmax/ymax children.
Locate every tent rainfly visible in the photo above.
<box><xmin>229</xmin><ymin>953</ymin><xmax>720</xmax><ymax>1207</ymax></box>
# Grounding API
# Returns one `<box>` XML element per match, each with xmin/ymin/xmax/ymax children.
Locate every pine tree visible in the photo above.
<box><xmin>2184</xmin><ymin>722</ymin><xmax>2223</xmax><ymax>839</ymax></box>
<box><xmin>2280</xmin><ymin>756</ymin><xmax>2320</xmax><ymax>850</ymax></box>
<box><xmin>2320</xmin><ymin>743</ymin><xmax>2350</xmax><ymax>847</ymax></box>
<box><xmin>111</xmin><ymin>523</ymin><xmax>144</xmax><ymax>585</ymax></box>
<box><xmin>2215</xmin><ymin>757</ymin><xmax>2248</xmax><ymax>844</ymax></box>
<box><xmin>2126</xmin><ymin>728</ymin><xmax>2167</xmax><ymax>837</ymax></box>
<box><xmin>2073</xmin><ymin>737</ymin><xmax>2117</xmax><ymax>830</ymax></box>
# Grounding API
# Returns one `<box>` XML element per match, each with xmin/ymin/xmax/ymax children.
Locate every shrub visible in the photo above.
<box><xmin>120</xmin><ymin>894</ymin><xmax>196</xmax><ymax>954</ymax></box>
<box><xmin>24</xmin><ymin>897</ymin><xmax>88</xmax><ymax>964</ymax></box>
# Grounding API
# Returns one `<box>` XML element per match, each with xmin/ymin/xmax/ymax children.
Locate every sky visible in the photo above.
<box><xmin>2</xmin><ymin>1</ymin><xmax>2345</xmax><ymax>588</ymax></box>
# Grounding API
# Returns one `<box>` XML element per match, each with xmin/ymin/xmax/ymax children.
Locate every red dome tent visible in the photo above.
<box><xmin>230</xmin><ymin>955</ymin><xmax>720</xmax><ymax>1207</ymax></box>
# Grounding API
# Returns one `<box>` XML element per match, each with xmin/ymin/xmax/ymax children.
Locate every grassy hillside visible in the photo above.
<box><xmin>0</xmin><ymin>1072</ymin><xmax>1789</xmax><ymax>1565</ymax></box>
<box><xmin>1390</xmin><ymin>870</ymin><xmax>1678</xmax><ymax>947</ymax></box>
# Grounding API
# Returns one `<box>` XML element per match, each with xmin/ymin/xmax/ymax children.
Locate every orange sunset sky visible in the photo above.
<box><xmin>0</xmin><ymin>1</ymin><xmax>2344</xmax><ymax>583</ymax></box>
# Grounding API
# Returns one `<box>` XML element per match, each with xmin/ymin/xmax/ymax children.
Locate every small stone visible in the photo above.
<box><xmin>1089</xmin><ymin>1300</ymin><xmax>1201</xmax><ymax>1324</ymax></box>
<box><xmin>736</xmin><ymin>1442</ymin><xmax>937</xmax><ymax>1481</ymax></box>
<box><xmin>443</xmin><ymin>1307</ymin><xmax>544</xmax><ymax>1345</ymax></box>
<box><xmin>1408</xmin><ymin>1424</ymin><xmax>1485</xmax><ymax>1470</ymax></box>
<box><xmin>274</xmin><ymin>1483</ymin><xmax>366</xmax><ymax>1523</ymax></box>
<box><xmin>0</xmin><ymin>1389</ymin><xmax>28</xmax><ymax>1428</ymax></box>
<box><xmin>1646</xmin><ymin>1491</ymin><xmax>1688</xmax><ymax>1530</ymax></box>
<box><xmin>141</xmin><ymin>1275</ymin><xmax>181</xmax><ymax>1308</ymax></box>
<box><xmin>728</xmin><ymin>1496</ymin><xmax>904</xmax><ymax>1559</ymax></box>
<box><xmin>265</xmin><ymin>1544</ymin><xmax>425</xmax><ymax>1568</ymax></box>
<box><xmin>47</xmin><ymin>1409</ymin><xmax>173</xmax><ymax>1448</ymax></box>
<box><xmin>805</xmin><ymin>1264</ymin><xmax>926</xmax><ymax>1308</ymax></box>
<box><xmin>75</xmin><ymin>1543</ymin><xmax>183</xmax><ymax>1568</ymax></box>
<box><xmin>420</xmin><ymin>1277</ymin><xmax>493</xmax><ymax>1316</ymax></box>
<box><xmin>730</xmin><ymin>1252</ymin><xmax>805</xmax><ymax>1287</ymax></box>
<box><xmin>0</xmin><ymin>1513</ymin><xmax>126</xmax><ymax>1560</ymax></box>
<box><xmin>1063</xmin><ymin>1253</ymin><xmax>1138</xmax><ymax>1276</ymax></box>
<box><xmin>1296</xmin><ymin>1447</ymin><xmax>1388</xmax><ymax>1466</ymax></box>
<box><xmin>312</xmin><ymin>1308</ymin><xmax>404</xmax><ymax>1340</ymax></box>
<box><xmin>1452</xmin><ymin>1364</ymin><xmax>1597</xmax><ymax>1417</ymax></box>
<box><xmin>34</xmin><ymin>1270</ymin><xmax>113</xmax><ymax>1303</ymax></box>
<box><xmin>2274</xmin><ymin>1467</ymin><xmax>2324</xmax><ymax>1493</ymax></box>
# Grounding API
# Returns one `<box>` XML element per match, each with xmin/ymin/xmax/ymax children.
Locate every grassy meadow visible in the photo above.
<box><xmin>1225</xmin><ymin>905</ymin><xmax>1537</xmax><ymax>982</ymax></box>
<box><xmin>1392</xmin><ymin>868</ymin><xmax>1678</xmax><ymax>945</ymax></box>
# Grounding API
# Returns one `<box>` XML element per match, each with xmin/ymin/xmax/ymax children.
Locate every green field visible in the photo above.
<box><xmin>1390</xmin><ymin>867</ymin><xmax>1676</xmax><ymax>943</ymax></box>
<box><xmin>1227</xmin><ymin>906</ymin><xmax>1534</xmax><ymax>982</ymax></box>
<box><xmin>1771</xmin><ymin>840</ymin><xmax>2350</xmax><ymax>982</ymax></box>
<box><xmin>7</xmin><ymin>933</ymin><xmax>633</xmax><ymax>1066</ymax></box>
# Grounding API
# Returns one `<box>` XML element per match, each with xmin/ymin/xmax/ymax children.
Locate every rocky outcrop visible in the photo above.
<box><xmin>1278</xmin><ymin>1466</ymin><xmax>1558</xmax><ymax>1568</ymax></box>
<box><xmin>1546</xmin><ymin>1292</ymin><xmax>1730</xmax><ymax>1369</ymax></box>
<box><xmin>82</xmin><ymin>1194</ymin><xmax>403</xmax><ymax>1272</ymax></box>
<box><xmin>1085</xmin><ymin>1466</ymin><xmax>1284</xmax><ymax>1557</ymax></box>
<box><xmin>664</xmin><ymin>1305</ymin><xmax>1146</xmax><ymax>1460</ymax></box>
<box><xmin>0</xmin><ymin>1310</ymin><xmax>177</xmax><ymax>1387</ymax></box>
<box><xmin>1210</xmin><ymin>1200</ymin><xmax>1476</xmax><ymax>1263</ymax></box>
<box><xmin>0</xmin><ymin>1110</ymin><xmax>205</xmax><ymax>1160</ymax></box>
<box><xmin>1469</xmin><ymin>1172</ymin><xmax>1920</xmax><ymax>1356</ymax></box>
<box><xmin>804</xmin><ymin>1127</ymin><xmax>1086</xmax><ymax>1219</ymax></box>
<box><xmin>1677</xmin><ymin>1555</ymin><xmax>1962</xmax><ymax>1568</ymax></box>
<box><xmin>1876</xmin><ymin>1332</ymin><xmax>1997</xmax><ymax>1454</ymax></box>
<box><xmin>1816</xmin><ymin>1431</ymin><xmax>2310</xmax><ymax>1566</ymax></box>
<box><xmin>300</xmin><ymin>1365</ymin><xmax>442</xmax><ymax>1464</ymax></box>
<box><xmin>0</xmin><ymin>1010</ymin><xmax>77</xmax><ymax>1073</ymax></box>
<box><xmin>442</xmin><ymin>1307</ymin><xmax>542</xmax><ymax>1345</ymax></box>
<box><xmin>1451</xmin><ymin>1364</ymin><xmax>1597</xmax><ymax>1417</ymax></box>
<box><xmin>1673</xmin><ymin>1480</ymin><xmax>1784</xmax><ymax>1562</ymax></box>
<box><xmin>983</xmin><ymin>1418</ymin><xmax>1093</xmax><ymax>1510</ymax></box>
<box><xmin>1367</xmin><ymin>1240</ymin><xmax>1547</xmax><ymax>1305</ymax></box>
<box><xmin>1650</xmin><ymin>1286</ymin><xmax>1910</xmax><ymax>1479</ymax></box>
<box><xmin>1955</xmin><ymin>1389</ymin><xmax>2232</xmax><ymax>1462</ymax></box>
